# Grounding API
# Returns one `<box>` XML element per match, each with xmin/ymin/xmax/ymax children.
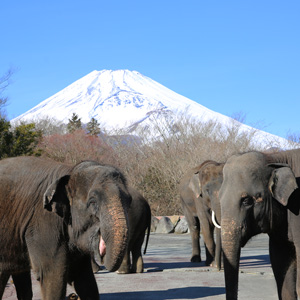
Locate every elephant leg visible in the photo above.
<box><xmin>295</xmin><ymin>247</ymin><xmax>300</xmax><ymax>297</ymax></box>
<box><xmin>199</xmin><ymin>213</ymin><xmax>215</xmax><ymax>266</ymax></box>
<box><xmin>282</xmin><ymin>260</ymin><xmax>297</xmax><ymax>300</ymax></box>
<box><xmin>29</xmin><ymin>253</ymin><xmax>68</xmax><ymax>299</ymax></box>
<box><xmin>71</xmin><ymin>256</ymin><xmax>99</xmax><ymax>300</ymax></box>
<box><xmin>190</xmin><ymin>217</ymin><xmax>201</xmax><ymax>262</ymax></box>
<box><xmin>117</xmin><ymin>248</ymin><xmax>130</xmax><ymax>274</ymax></box>
<box><xmin>269</xmin><ymin>238</ymin><xmax>297</xmax><ymax>300</ymax></box>
<box><xmin>291</xmin><ymin>219</ymin><xmax>300</xmax><ymax>298</ymax></box>
<box><xmin>39</xmin><ymin>270</ymin><xmax>67</xmax><ymax>300</ymax></box>
<box><xmin>131</xmin><ymin>235</ymin><xmax>145</xmax><ymax>273</ymax></box>
<box><xmin>0</xmin><ymin>271</ymin><xmax>10</xmax><ymax>299</ymax></box>
<box><xmin>184</xmin><ymin>208</ymin><xmax>201</xmax><ymax>262</ymax></box>
<box><xmin>131</xmin><ymin>248</ymin><xmax>143</xmax><ymax>273</ymax></box>
<box><xmin>12</xmin><ymin>272</ymin><xmax>33</xmax><ymax>300</ymax></box>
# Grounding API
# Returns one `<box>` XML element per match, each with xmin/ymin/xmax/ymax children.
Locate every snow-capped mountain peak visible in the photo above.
<box><xmin>12</xmin><ymin>69</ymin><xmax>293</xmax><ymax>149</ymax></box>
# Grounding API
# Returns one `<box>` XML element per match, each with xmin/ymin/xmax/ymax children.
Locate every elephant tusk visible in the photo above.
<box><xmin>212</xmin><ymin>210</ymin><xmax>221</xmax><ymax>229</ymax></box>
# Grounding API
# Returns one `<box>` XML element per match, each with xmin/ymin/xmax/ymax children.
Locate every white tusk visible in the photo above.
<box><xmin>212</xmin><ymin>210</ymin><xmax>221</xmax><ymax>229</ymax></box>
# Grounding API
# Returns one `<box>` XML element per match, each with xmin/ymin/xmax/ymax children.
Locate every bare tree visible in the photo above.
<box><xmin>0</xmin><ymin>68</ymin><xmax>14</xmax><ymax>118</ymax></box>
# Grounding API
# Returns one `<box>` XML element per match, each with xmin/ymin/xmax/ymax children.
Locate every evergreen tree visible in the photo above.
<box><xmin>0</xmin><ymin>120</ymin><xmax>42</xmax><ymax>158</ymax></box>
<box><xmin>11</xmin><ymin>123</ymin><xmax>42</xmax><ymax>157</ymax></box>
<box><xmin>87</xmin><ymin>117</ymin><xmax>101</xmax><ymax>136</ymax></box>
<box><xmin>0</xmin><ymin>118</ymin><xmax>13</xmax><ymax>158</ymax></box>
<box><xmin>67</xmin><ymin>113</ymin><xmax>82</xmax><ymax>133</ymax></box>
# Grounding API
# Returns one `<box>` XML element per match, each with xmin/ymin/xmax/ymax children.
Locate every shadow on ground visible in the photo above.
<box><xmin>102</xmin><ymin>286</ymin><xmax>225</xmax><ymax>300</ymax></box>
<box><xmin>144</xmin><ymin>261</ymin><xmax>205</xmax><ymax>272</ymax></box>
<box><xmin>240</xmin><ymin>255</ymin><xmax>270</xmax><ymax>269</ymax></box>
<box><xmin>145</xmin><ymin>254</ymin><xmax>270</xmax><ymax>273</ymax></box>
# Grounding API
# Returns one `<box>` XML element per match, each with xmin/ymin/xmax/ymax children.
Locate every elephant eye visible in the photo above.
<box><xmin>87</xmin><ymin>198</ymin><xmax>98</xmax><ymax>213</ymax></box>
<box><xmin>241</xmin><ymin>196</ymin><xmax>254</xmax><ymax>207</ymax></box>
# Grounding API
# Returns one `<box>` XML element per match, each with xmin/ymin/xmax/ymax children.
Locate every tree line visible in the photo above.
<box><xmin>0</xmin><ymin>113</ymin><xmax>101</xmax><ymax>158</ymax></box>
<box><xmin>1</xmin><ymin>110</ymin><xmax>298</xmax><ymax>216</ymax></box>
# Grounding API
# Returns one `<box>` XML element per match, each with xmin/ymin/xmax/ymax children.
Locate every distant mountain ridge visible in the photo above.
<box><xmin>12</xmin><ymin>69</ymin><xmax>293</xmax><ymax>149</ymax></box>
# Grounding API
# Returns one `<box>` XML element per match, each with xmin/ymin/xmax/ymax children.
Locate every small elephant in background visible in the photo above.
<box><xmin>179</xmin><ymin>160</ymin><xmax>223</xmax><ymax>269</ymax></box>
<box><xmin>92</xmin><ymin>187</ymin><xmax>151</xmax><ymax>274</ymax></box>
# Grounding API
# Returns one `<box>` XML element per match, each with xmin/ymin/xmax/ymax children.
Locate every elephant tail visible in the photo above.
<box><xmin>143</xmin><ymin>220</ymin><xmax>151</xmax><ymax>255</ymax></box>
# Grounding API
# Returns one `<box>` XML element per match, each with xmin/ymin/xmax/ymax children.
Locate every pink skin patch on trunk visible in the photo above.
<box><xmin>99</xmin><ymin>237</ymin><xmax>106</xmax><ymax>258</ymax></box>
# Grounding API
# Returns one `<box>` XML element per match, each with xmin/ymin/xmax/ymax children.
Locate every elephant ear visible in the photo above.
<box><xmin>268</xmin><ymin>166</ymin><xmax>298</xmax><ymax>206</ymax></box>
<box><xmin>189</xmin><ymin>172</ymin><xmax>202</xmax><ymax>198</ymax></box>
<box><xmin>43</xmin><ymin>175</ymin><xmax>70</xmax><ymax>218</ymax></box>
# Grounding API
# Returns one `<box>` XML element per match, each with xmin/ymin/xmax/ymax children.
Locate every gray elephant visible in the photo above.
<box><xmin>0</xmin><ymin>157</ymin><xmax>131</xmax><ymax>300</ymax></box>
<box><xmin>92</xmin><ymin>187</ymin><xmax>151</xmax><ymax>274</ymax></box>
<box><xmin>179</xmin><ymin>160</ymin><xmax>223</xmax><ymax>269</ymax></box>
<box><xmin>219</xmin><ymin>149</ymin><xmax>300</xmax><ymax>300</ymax></box>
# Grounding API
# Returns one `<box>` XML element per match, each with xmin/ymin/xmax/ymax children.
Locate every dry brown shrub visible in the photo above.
<box><xmin>38</xmin><ymin>129</ymin><xmax>118</xmax><ymax>165</ymax></box>
<box><xmin>34</xmin><ymin>113</ymin><xmax>295</xmax><ymax>216</ymax></box>
<box><xmin>107</xmin><ymin>114</ymin><xmax>263</xmax><ymax>216</ymax></box>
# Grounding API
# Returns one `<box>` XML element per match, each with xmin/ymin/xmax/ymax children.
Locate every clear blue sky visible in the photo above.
<box><xmin>1</xmin><ymin>1</ymin><xmax>299</xmax><ymax>139</ymax></box>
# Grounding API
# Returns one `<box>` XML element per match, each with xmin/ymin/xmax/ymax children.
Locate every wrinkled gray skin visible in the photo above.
<box><xmin>219</xmin><ymin>149</ymin><xmax>300</xmax><ymax>300</ymax></box>
<box><xmin>179</xmin><ymin>160</ymin><xmax>223</xmax><ymax>269</ymax></box>
<box><xmin>0</xmin><ymin>157</ymin><xmax>131</xmax><ymax>300</ymax></box>
<box><xmin>92</xmin><ymin>187</ymin><xmax>151</xmax><ymax>274</ymax></box>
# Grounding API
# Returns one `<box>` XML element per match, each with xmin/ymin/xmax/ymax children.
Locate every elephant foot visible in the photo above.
<box><xmin>205</xmin><ymin>258</ymin><xmax>214</xmax><ymax>266</ymax></box>
<box><xmin>191</xmin><ymin>255</ymin><xmax>201</xmax><ymax>263</ymax></box>
<box><xmin>93</xmin><ymin>265</ymin><xmax>105</xmax><ymax>273</ymax></box>
<box><xmin>209</xmin><ymin>260</ymin><xmax>223</xmax><ymax>270</ymax></box>
<box><xmin>131</xmin><ymin>267</ymin><xmax>144</xmax><ymax>273</ymax></box>
<box><xmin>116</xmin><ymin>271</ymin><xmax>130</xmax><ymax>274</ymax></box>
<box><xmin>116</xmin><ymin>268</ymin><xmax>130</xmax><ymax>274</ymax></box>
<box><xmin>91</xmin><ymin>260</ymin><xmax>103</xmax><ymax>273</ymax></box>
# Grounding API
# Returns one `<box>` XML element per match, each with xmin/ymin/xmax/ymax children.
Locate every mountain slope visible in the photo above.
<box><xmin>12</xmin><ymin>69</ymin><xmax>292</xmax><ymax>149</ymax></box>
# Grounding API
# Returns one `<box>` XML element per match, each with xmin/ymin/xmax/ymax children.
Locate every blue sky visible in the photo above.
<box><xmin>1</xmin><ymin>1</ymin><xmax>299</xmax><ymax>139</ymax></box>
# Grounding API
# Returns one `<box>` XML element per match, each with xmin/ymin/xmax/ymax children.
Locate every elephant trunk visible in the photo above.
<box><xmin>221</xmin><ymin>218</ymin><xmax>242</xmax><ymax>300</ymax></box>
<box><xmin>215</xmin><ymin>229</ymin><xmax>222</xmax><ymax>271</ymax></box>
<box><xmin>212</xmin><ymin>197</ymin><xmax>222</xmax><ymax>270</ymax></box>
<box><xmin>100</xmin><ymin>196</ymin><xmax>129</xmax><ymax>272</ymax></box>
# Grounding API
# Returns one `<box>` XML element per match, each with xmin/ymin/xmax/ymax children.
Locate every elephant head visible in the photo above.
<box><xmin>199</xmin><ymin>162</ymin><xmax>223</xmax><ymax>224</ymax></box>
<box><xmin>219</xmin><ymin>151</ymin><xmax>298</xmax><ymax>299</ymax></box>
<box><xmin>44</xmin><ymin>161</ymin><xmax>131</xmax><ymax>272</ymax></box>
<box><xmin>189</xmin><ymin>161</ymin><xmax>223</xmax><ymax>227</ymax></box>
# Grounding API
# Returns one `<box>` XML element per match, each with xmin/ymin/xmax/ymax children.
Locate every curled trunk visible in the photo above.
<box><xmin>221</xmin><ymin>218</ymin><xmax>242</xmax><ymax>300</ymax></box>
<box><xmin>100</xmin><ymin>196</ymin><xmax>129</xmax><ymax>272</ymax></box>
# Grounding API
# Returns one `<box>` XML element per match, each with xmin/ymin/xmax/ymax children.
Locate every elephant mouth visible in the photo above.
<box><xmin>99</xmin><ymin>236</ymin><xmax>106</xmax><ymax>263</ymax></box>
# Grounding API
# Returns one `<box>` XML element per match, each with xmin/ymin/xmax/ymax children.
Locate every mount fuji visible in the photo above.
<box><xmin>12</xmin><ymin>69</ymin><xmax>292</xmax><ymax>149</ymax></box>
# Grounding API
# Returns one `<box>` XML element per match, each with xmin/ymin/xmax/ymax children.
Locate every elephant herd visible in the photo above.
<box><xmin>180</xmin><ymin>148</ymin><xmax>300</xmax><ymax>300</ymax></box>
<box><xmin>1</xmin><ymin>148</ymin><xmax>300</xmax><ymax>299</ymax></box>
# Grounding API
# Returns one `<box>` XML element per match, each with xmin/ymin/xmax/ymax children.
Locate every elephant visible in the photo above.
<box><xmin>0</xmin><ymin>156</ymin><xmax>131</xmax><ymax>300</ymax></box>
<box><xmin>116</xmin><ymin>187</ymin><xmax>151</xmax><ymax>274</ymax></box>
<box><xmin>219</xmin><ymin>149</ymin><xmax>300</xmax><ymax>300</ymax></box>
<box><xmin>179</xmin><ymin>160</ymin><xmax>223</xmax><ymax>269</ymax></box>
<box><xmin>92</xmin><ymin>187</ymin><xmax>151</xmax><ymax>274</ymax></box>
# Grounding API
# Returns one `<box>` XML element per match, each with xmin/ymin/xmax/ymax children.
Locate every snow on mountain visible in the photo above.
<box><xmin>12</xmin><ymin>69</ymin><xmax>293</xmax><ymax>149</ymax></box>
